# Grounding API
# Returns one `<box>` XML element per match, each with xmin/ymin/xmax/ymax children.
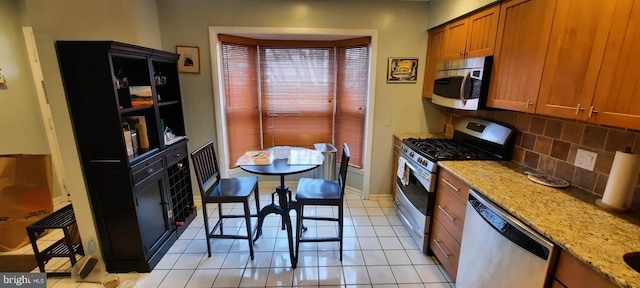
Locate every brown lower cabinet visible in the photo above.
<box><xmin>553</xmin><ymin>250</ymin><xmax>617</xmax><ymax>288</ymax></box>
<box><xmin>430</xmin><ymin>218</ymin><xmax>461</xmax><ymax>280</ymax></box>
<box><xmin>390</xmin><ymin>136</ymin><xmax>401</xmax><ymax>197</ymax></box>
<box><xmin>430</xmin><ymin>169</ymin><xmax>471</xmax><ymax>280</ymax></box>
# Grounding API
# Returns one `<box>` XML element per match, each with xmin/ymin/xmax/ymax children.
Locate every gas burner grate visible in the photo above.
<box><xmin>403</xmin><ymin>138</ymin><xmax>496</xmax><ymax>161</ymax></box>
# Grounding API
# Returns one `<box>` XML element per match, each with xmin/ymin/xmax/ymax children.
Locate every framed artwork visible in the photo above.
<box><xmin>387</xmin><ymin>57</ymin><xmax>418</xmax><ymax>83</ymax></box>
<box><xmin>176</xmin><ymin>45</ymin><xmax>200</xmax><ymax>74</ymax></box>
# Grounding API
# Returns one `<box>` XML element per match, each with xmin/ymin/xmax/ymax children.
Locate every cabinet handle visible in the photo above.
<box><xmin>174</xmin><ymin>153</ymin><xmax>180</xmax><ymax>158</ymax></box>
<box><xmin>432</xmin><ymin>239</ymin><xmax>450</xmax><ymax>258</ymax></box>
<box><xmin>588</xmin><ymin>106</ymin><xmax>598</xmax><ymax>118</ymax></box>
<box><xmin>437</xmin><ymin>205</ymin><xmax>456</xmax><ymax>222</ymax></box>
<box><xmin>575</xmin><ymin>103</ymin><xmax>585</xmax><ymax>115</ymax></box>
<box><xmin>146</xmin><ymin>168</ymin><xmax>154</xmax><ymax>174</ymax></box>
<box><xmin>525</xmin><ymin>99</ymin><xmax>533</xmax><ymax>109</ymax></box>
<box><xmin>441</xmin><ymin>178</ymin><xmax>459</xmax><ymax>192</ymax></box>
<box><xmin>177</xmin><ymin>163</ymin><xmax>183</xmax><ymax>170</ymax></box>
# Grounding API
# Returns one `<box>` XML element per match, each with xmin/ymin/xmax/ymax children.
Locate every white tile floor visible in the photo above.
<box><xmin>10</xmin><ymin>183</ymin><xmax>456</xmax><ymax>287</ymax></box>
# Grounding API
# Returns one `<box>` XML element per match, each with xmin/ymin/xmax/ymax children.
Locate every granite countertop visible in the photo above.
<box><xmin>438</xmin><ymin>160</ymin><xmax>640</xmax><ymax>288</ymax></box>
<box><xmin>393</xmin><ymin>132</ymin><xmax>446</xmax><ymax>140</ymax></box>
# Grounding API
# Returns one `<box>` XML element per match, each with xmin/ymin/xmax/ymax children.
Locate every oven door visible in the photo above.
<box><xmin>394</xmin><ymin>158</ymin><xmax>436</xmax><ymax>252</ymax></box>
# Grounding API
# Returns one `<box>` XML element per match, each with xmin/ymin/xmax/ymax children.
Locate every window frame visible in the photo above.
<box><xmin>209</xmin><ymin>26</ymin><xmax>378</xmax><ymax>200</ymax></box>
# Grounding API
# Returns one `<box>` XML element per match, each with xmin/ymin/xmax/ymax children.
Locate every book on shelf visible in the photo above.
<box><xmin>123</xmin><ymin>129</ymin><xmax>134</xmax><ymax>156</ymax></box>
<box><xmin>236</xmin><ymin>150</ymin><xmax>274</xmax><ymax>166</ymax></box>
<box><xmin>125</xmin><ymin>116</ymin><xmax>149</xmax><ymax>149</ymax></box>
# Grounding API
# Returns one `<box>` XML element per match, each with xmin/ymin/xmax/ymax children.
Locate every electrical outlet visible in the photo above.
<box><xmin>575</xmin><ymin>149</ymin><xmax>597</xmax><ymax>171</ymax></box>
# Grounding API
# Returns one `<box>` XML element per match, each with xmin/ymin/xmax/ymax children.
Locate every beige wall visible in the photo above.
<box><xmin>427</xmin><ymin>0</ymin><xmax>500</xmax><ymax>29</ymax></box>
<box><xmin>157</xmin><ymin>0</ymin><xmax>444</xmax><ymax>195</ymax></box>
<box><xmin>0</xmin><ymin>0</ymin><xmax>48</xmax><ymax>155</ymax></box>
<box><xmin>19</xmin><ymin>0</ymin><xmax>163</xmax><ymax>259</ymax></box>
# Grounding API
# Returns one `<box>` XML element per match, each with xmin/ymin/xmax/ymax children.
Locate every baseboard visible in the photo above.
<box><xmin>368</xmin><ymin>193</ymin><xmax>393</xmax><ymax>201</ymax></box>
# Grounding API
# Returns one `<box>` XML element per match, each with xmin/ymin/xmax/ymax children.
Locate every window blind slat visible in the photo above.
<box><xmin>260</xmin><ymin>47</ymin><xmax>335</xmax><ymax>149</ymax></box>
<box><xmin>335</xmin><ymin>46</ymin><xmax>368</xmax><ymax>168</ymax></box>
<box><xmin>221</xmin><ymin>43</ymin><xmax>262</xmax><ymax>166</ymax></box>
<box><xmin>220</xmin><ymin>37</ymin><xmax>368</xmax><ymax>169</ymax></box>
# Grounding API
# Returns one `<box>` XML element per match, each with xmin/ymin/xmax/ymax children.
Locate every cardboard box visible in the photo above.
<box><xmin>0</xmin><ymin>154</ymin><xmax>53</xmax><ymax>251</ymax></box>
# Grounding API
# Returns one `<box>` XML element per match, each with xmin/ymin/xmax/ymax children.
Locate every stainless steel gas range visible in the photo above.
<box><xmin>395</xmin><ymin>117</ymin><xmax>514</xmax><ymax>253</ymax></box>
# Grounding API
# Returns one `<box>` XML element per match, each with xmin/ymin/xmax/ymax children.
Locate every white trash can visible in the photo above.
<box><xmin>314</xmin><ymin>143</ymin><xmax>338</xmax><ymax>180</ymax></box>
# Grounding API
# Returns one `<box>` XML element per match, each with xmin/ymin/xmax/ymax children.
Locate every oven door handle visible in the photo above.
<box><xmin>403</xmin><ymin>160</ymin><xmax>429</xmax><ymax>181</ymax></box>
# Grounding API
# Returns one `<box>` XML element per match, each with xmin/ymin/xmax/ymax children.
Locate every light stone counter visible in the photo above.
<box><xmin>393</xmin><ymin>132</ymin><xmax>446</xmax><ymax>140</ymax></box>
<box><xmin>438</xmin><ymin>160</ymin><xmax>640</xmax><ymax>288</ymax></box>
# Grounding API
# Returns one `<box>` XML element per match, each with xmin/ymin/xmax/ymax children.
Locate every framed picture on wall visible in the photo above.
<box><xmin>387</xmin><ymin>57</ymin><xmax>418</xmax><ymax>83</ymax></box>
<box><xmin>176</xmin><ymin>45</ymin><xmax>200</xmax><ymax>74</ymax></box>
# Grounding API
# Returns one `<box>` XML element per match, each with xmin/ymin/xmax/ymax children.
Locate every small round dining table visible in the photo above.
<box><xmin>238</xmin><ymin>147</ymin><xmax>321</xmax><ymax>268</ymax></box>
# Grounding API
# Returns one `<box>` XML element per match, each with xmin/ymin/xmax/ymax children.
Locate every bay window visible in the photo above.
<box><xmin>220</xmin><ymin>35</ymin><xmax>369</xmax><ymax>168</ymax></box>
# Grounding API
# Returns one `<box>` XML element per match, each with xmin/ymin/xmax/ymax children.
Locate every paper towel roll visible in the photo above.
<box><xmin>600</xmin><ymin>150</ymin><xmax>640</xmax><ymax>210</ymax></box>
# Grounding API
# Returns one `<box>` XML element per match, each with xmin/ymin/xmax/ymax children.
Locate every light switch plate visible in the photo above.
<box><xmin>575</xmin><ymin>148</ymin><xmax>597</xmax><ymax>171</ymax></box>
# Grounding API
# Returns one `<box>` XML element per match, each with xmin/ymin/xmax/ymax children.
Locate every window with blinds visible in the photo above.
<box><xmin>220</xmin><ymin>35</ymin><xmax>370</xmax><ymax>168</ymax></box>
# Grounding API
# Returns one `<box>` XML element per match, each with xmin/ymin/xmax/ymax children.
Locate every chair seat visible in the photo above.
<box><xmin>295</xmin><ymin>178</ymin><xmax>341</xmax><ymax>201</ymax></box>
<box><xmin>204</xmin><ymin>176</ymin><xmax>258</xmax><ymax>201</ymax></box>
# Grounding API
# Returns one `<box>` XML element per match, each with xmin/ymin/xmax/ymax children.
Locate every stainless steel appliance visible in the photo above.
<box><xmin>395</xmin><ymin>117</ymin><xmax>513</xmax><ymax>252</ymax></box>
<box><xmin>456</xmin><ymin>189</ymin><xmax>555</xmax><ymax>288</ymax></box>
<box><xmin>431</xmin><ymin>56</ymin><xmax>493</xmax><ymax>110</ymax></box>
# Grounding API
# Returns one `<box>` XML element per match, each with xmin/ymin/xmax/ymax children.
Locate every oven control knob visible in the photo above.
<box><xmin>417</xmin><ymin>157</ymin><xmax>423</xmax><ymax>164</ymax></box>
<box><xmin>410</xmin><ymin>151</ymin><xmax>414</xmax><ymax>157</ymax></box>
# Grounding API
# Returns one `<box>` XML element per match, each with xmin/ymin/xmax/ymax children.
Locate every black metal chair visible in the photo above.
<box><xmin>190</xmin><ymin>141</ymin><xmax>260</xmax><ymax>259</ymax></box>
<box><xmin>294</xmin><ymin>143</ymin><xmax>350</xmax><ymax>262</ymax></box>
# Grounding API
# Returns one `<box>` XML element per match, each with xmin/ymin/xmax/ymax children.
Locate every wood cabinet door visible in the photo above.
<box><xmin>390</xmin><ymin>136</ymin><xmax>401</xmax><ymax>196</ymax></box>
<box><xmin>443</xmin><ymin>18</ymin><xmax>469</xmax><ymax>61</ymax></box>
<box><xmin>487</xmin><ymin>0</ymin><xmax>557</xmax><ymax>112</ymax></box>
<box><xmin>554</xmin><ymin>250</ymin><xmax>618</xmax><ymax>288</ymax></box>
<box><xmin>590</xmin><ymin>0</ymin><xmax>640</xmax><ymax>130</ymax></box>
<box><xmin>465</xmin><ymin>5</ymin><xmax>500</xmax><ymax>58</ymax></box>
<box><xmin>422</xmin><ymin>26</ymin><xmax>446</xmax><ymax>98</ymax></box>
<box><xmin>536</xmin><ymin>0</ymin><xmax>615</xmax><ymax>120</ymax></box>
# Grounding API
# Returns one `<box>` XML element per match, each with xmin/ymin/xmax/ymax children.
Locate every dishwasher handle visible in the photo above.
<box><xmin>468</xmin><ymin>189</ymin><xmax>554</xmax><ymax>261</ymax></box>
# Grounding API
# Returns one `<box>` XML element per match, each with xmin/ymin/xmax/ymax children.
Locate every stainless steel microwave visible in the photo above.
<box><xmin>431</xmin><ymin>56</ymin><xmax>493</xmax><ymax>110</ymax></box>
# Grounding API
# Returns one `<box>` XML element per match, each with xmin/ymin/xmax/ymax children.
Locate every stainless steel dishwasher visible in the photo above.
<box><xmin>456</xmin><ymin>189</ymin><xmax>555</xmax><ymax>288</ymax></box>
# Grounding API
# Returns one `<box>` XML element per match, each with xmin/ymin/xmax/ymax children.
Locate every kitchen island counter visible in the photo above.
<box><xmin>438</xmin><ymin>160</ymin><xmax>640</xmax><ymax>288</ymax></box>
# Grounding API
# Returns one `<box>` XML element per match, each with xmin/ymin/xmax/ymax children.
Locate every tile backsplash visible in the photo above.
<box><xmin>443</xmin><ymin>109</ymin><xmax>640</xmax><ymax>210</ymax></box>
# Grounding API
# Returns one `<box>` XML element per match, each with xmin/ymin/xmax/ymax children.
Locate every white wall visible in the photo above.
<box><xmin>157</xmin><ymin>0</ymin><xmax>445</xmax><ymax>196</ymax></box>
<box><xmin>427</xmin><ymin>0</ymin><xmax>500</xmax><ymax>29</ymax></box>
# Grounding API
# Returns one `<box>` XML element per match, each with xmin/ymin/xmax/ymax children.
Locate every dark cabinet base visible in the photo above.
<box><xmin>106</xmin><ymin>210</ymin><xmax>196</xmax><ymax>273</ymax></box>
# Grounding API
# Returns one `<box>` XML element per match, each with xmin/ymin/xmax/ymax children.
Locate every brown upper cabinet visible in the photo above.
<box><xmin>487</xmin><ymin>0</ymin><xmax>557</xmax><ymax>112</ymax></box>
<box><xmin>535</xmin><ymin>1</ymin><xmax>615</xmax><ymax>120</ymax></box>
<box><xmin>589</xmin><ymin>0</ymin><xmax>640</xmax><ymax>130</ymax></box>
<box><xmin>442</xmin><ymin>5</ymin><xmax>500</xmax><ymax>61</ymax></box>
<box><xmin>422</xmin><ymin>25</ymin><xmax>445</xmax><ymax>98</ymax></box>
<box><xmin>534</xmin><ymin>0</ymin><xmax>640</xmax><ymax>130</ymax></box>
<box><xmin>423</xmin><ymin>5</ymin><xmax>498</xmax><ymax>98</ymax></box>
